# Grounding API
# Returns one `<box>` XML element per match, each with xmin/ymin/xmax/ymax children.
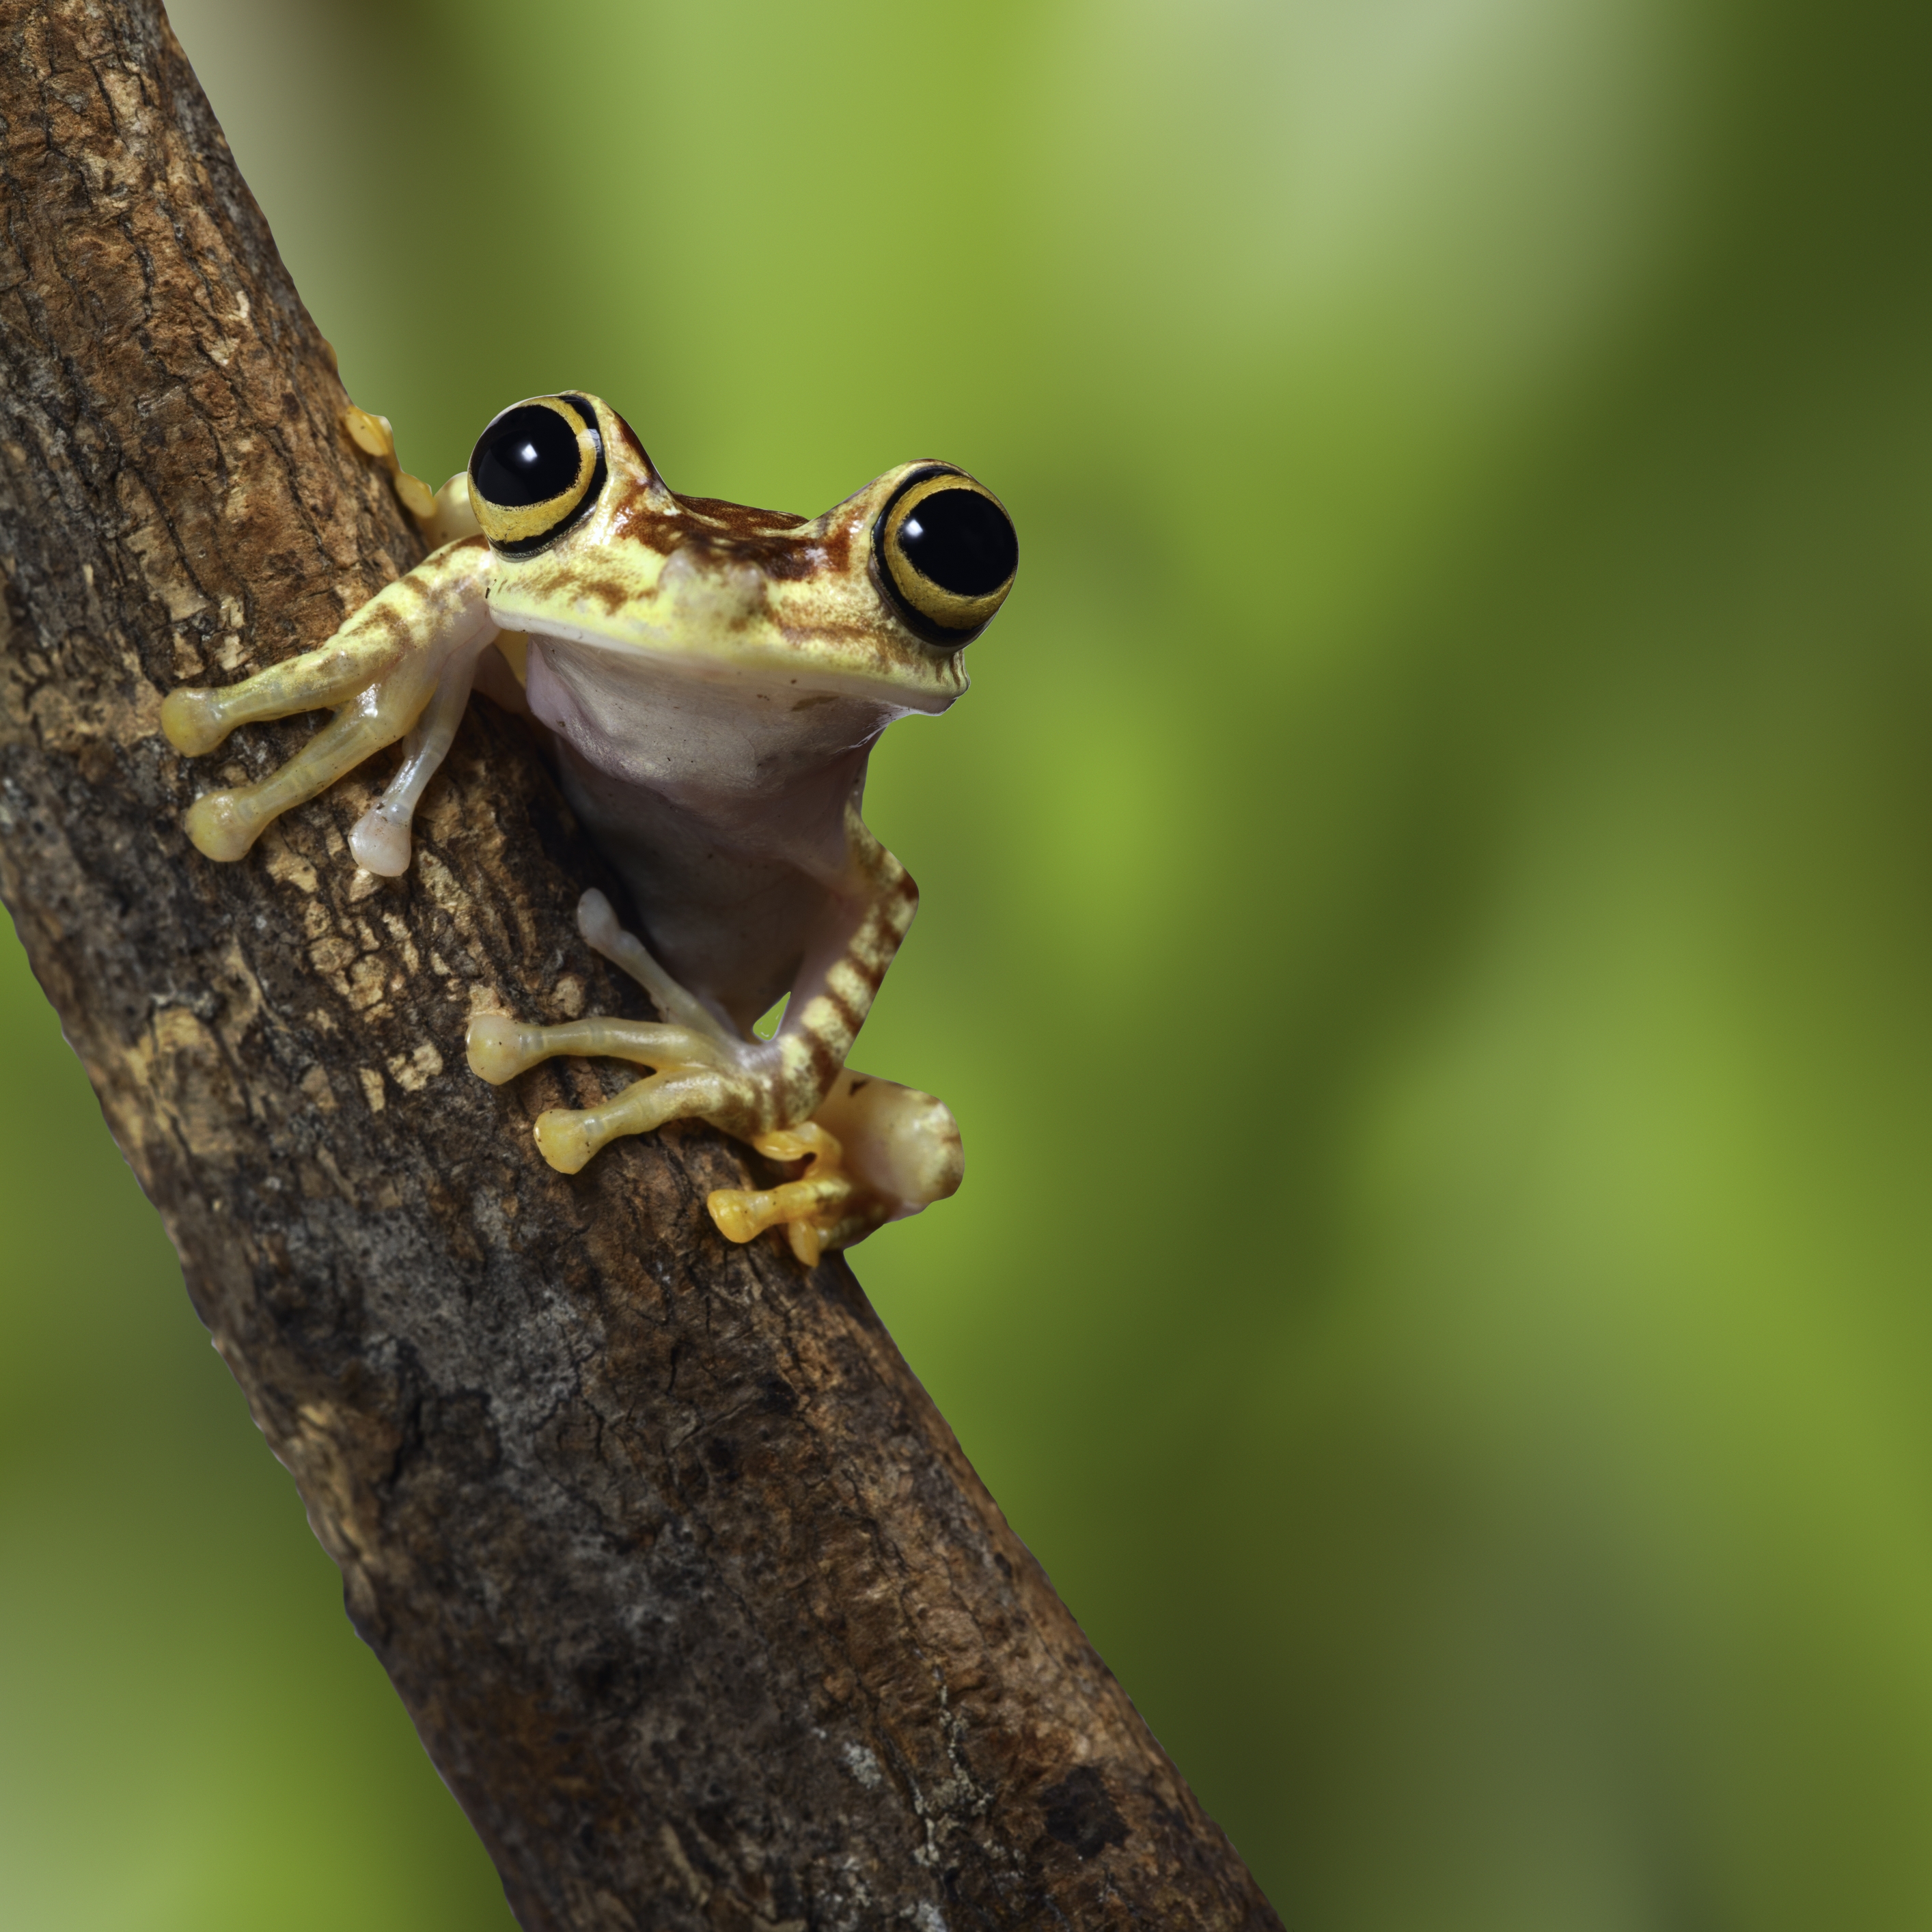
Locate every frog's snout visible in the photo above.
<box><xmin>659</xmin><ymin>544</ymin><xmax>764</xmax><ymax>626</ymax></box>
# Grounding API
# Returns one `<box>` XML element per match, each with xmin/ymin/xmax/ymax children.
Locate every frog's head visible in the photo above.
<box><xmin>465</xmin><ymin>393</ymin><xmax>1017</xmax><ymax>715</ymax></box>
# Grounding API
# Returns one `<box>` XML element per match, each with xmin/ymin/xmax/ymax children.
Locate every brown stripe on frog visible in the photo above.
<box><xmin>601</xmin><ymin>496</ymin><xmax>831</xmax><ymax>585</ymax></box>
<box><xmin>773</xmin><ymin>1025</ymin><xmax>846</xmax><ymax>1119</ymax></box>
<box><xmin>676</xmin><ymin>527</ymin><xmax>836</xmax><ymax>584</ymax></box>
<box><xmin>872</xmin><ymin>872</ymin><xmax>920</xmax><ymax>926</ymax></box>
<box><xmin>816</xmin><ymin>983</ymin><xmax>865</xmax><ymax>1039</ymax></box>
<box><xmin>843</xmin><ymin>911</ymin><xmax>909</xmax><ymax>981</ymax></box>
<box><xmin>674</xmin><ymin>492</ymin><xmax>808</xmax><ymax>537</ymax></box>
<box><xmin>354</xmin><ymin>598</ymin><xmax>434</xmax><ymax>654</ymax></box>
<box><xmin>840</xmin><ymin>948</ymin><xmax>891</xmax><ymax>997</ymax></box>
<box><xmin>551</xmin><ymin>574</ymin><xmax>646</xmax><ymax>620</ymax></box>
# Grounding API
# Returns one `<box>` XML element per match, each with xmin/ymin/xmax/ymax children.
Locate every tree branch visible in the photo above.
<box><xmin>0</xmin><ymin>3</ymin><xmax>1281</xmax><ymax>1924</ymax></box>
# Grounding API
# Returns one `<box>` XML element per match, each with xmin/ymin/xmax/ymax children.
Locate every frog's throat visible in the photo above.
<box><xmin>523</xmin><ymin>636</ymin><xmax>899</xmax><ymax>810</ymax></box>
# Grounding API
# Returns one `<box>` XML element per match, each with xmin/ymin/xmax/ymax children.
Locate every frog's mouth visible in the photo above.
<box><xmin>501</xmin><ymin>609</ymin><xmax>964</xmax><ymax>712</ymax></box>
<box><xmin>486</xmin><ymin>618</ymin><xmax>962</xmax><ymax>721</ymax></box>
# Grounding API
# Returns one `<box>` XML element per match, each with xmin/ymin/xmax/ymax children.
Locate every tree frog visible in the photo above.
<box><xmin>160</xmin><ymin>393</ymin><xmax>1017</xmax><ymax>1263</ymax></box>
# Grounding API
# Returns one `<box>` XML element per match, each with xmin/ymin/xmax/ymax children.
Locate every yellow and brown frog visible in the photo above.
<box><xmin>161</xmin><ymin>393</ymin><xmax>1017</xmax><ymax>1263</ymax></box>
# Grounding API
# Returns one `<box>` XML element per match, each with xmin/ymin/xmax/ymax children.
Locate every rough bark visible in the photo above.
<box><xmin>0</xmin><ymin>3</ymin><xmax>1283</xmax><ymax>1927</ymax></box>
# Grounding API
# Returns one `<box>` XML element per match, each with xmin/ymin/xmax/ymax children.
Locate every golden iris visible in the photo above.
<box><xmin>468</xmin><ymin>395</ymin><xmax>605</xmax><ymax>553</ymax></box>
<box><xmin>876</xmin><ymin>469</ymin><xmax>1019</xmax><ymax>641</ymax></box>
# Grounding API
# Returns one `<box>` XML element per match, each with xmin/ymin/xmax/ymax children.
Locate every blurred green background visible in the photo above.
<box><xmin>7</xmin><ymin>0</ymin><xmax>1932</xmax><ymax>1924</ymax></box>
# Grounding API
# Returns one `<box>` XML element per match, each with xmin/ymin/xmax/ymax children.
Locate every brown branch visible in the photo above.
<box><xmin>0</xmin><ymin>3</ymin><xmax>1282</xmax><ymax>1926</ymax></box>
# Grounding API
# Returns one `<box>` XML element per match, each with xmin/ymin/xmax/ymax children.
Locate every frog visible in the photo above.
<box><xmin>159</xmin><ymin>392</ymin><xmax>1018</xmax><ymax>1264</ymax></box>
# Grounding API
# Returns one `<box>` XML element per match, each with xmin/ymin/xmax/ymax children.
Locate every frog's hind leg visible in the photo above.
<box><xmin>469</xmin><ymin>890</ymin><xmax>961</xmax><ymax>1261</ymax></box>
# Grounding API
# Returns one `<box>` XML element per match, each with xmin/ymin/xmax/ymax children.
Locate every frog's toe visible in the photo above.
<box><xmin>707</xmin><ymin>1122</ymin><xmax>855</xmax><ymax>1267</ymax></box>
<box><xmin>467</xmin><ymin>1012</ymin><xmax>551</xmax><ymax>1085</ymax></box>
<box><xmin>161</xmin><ymin>687</ymin><xmax>229</xmax><ymax>757</ymax></box>
<box><xmin>348</xmin><ymin>801</ymin><xmax>413</xmax><ymax>877</ymax></box>
<box><xmin>575</xmin><ymin>889</ymin><xmax>737</xmax><ymax>1043</ymax></box>
<box><xmin>534</xmin><ymin>1066</ymin><xmax>734</xmax><ymax>1176</ymax></box>
<box><xmin>183</xmin><ymin>788</ymin><xmax>261</xmax><ymax>862</ymax></box>
<box><xmin>467</xmin><ymin>1012</ymin><xmax>731</xmax><ymax>1088</ymax></box>
<box><xmin>707</xmin><ymin>1176</ymin><xmax>853</xmax><ymax>1267</ymax></box>
<box><xmin>533</xmin><ymin>1106</ymin><xmax>599</xmax><ymax>1174</ymax></box>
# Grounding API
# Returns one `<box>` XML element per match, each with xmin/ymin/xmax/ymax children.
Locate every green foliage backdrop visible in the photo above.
<box><xmin>6</xmin><ymin>0</ymin><xmax>1932</xmax><ymax>1924</ymax></box>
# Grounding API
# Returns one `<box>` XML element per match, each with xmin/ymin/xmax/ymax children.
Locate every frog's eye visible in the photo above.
<box><xmin>874</xmin><ymin>469</ymin><xmax>1019</xmax><ymax>646</ymax></box>
<box><xmin>467</xmin><ymin>394</ymin><xmax>607</xmax><ymax>554</ymax></box>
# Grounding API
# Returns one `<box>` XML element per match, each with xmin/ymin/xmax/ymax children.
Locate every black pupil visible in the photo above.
<box><xmin>898</xmin><ymin>488</ymin><xmax>1017</xmax><ymax>598</ymax></box>
<box><xmin>473</xmin><ymin>405</ymin><xmax>581</xmax><ymax>506</ymax></box>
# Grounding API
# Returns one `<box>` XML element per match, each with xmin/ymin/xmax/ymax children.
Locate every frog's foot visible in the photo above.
<box><xmin>708</xmin><ymin>1123</ymin><xmax>856</xmax><ymax>1267</ymax></box>
<box><xmin>173</xmin><ymin>701</ymin><xmax>413</xmax><ymax>863</ymax></box>
<box><xmin>173</xmin><ymin>637</ymin><xmax>484</xmax><ymax>869</ymax></box>
<box><xmin>467</xmin><ymin>1010</ymin><xmax>737</xmax><ymax>1169</ymax></box>
<box><xmin>471</xmin><ymin>896</ymin><xmax>961</xmax><ymax>1260</ymax></box>
<box><xmin>342</xmin><ymin>404</ymin><xmax>438</xmax><ymax>523</ymax></box>
<box><xmin>708</xmin><ymin>1068</ymin><xmax>965</xmax><ymax>1260</ymax></box>
<box><xmin>162</xmin><ymin>545</ymin><xmax>495</xmax><ymax>864</ymax></box>
<box><xmin>163</xmin><ymin>641</ymin><xmax>403</xmax><ymax>859</ymax></box>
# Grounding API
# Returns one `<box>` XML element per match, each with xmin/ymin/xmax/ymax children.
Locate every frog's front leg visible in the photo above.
<box><xmin>160</xmin><ymin>537</ymin><xmax>495</xmax><ymax>864</ymax></box>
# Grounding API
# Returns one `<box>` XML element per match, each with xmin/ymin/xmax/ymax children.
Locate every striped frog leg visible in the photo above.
<box><xmin>160</xmin><ymin>536</ymin><xmax>497</xmax><ymax>866</ymax></box>
<box><xmin>762</xmin><ymin>801</ymin><xmax>921</xmax><ymax>1125</ymax></box>
<box><xmin>465</xmin><ymin>808</ymin><xmax>949</xmax><ymax>1260</ymax></box>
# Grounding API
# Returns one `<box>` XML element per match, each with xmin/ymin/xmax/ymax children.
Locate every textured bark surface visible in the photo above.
<box><xmin>0</xmin><ymin>3</ymin><xmax>1283</xmax><ymax>1927</ymax></box>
